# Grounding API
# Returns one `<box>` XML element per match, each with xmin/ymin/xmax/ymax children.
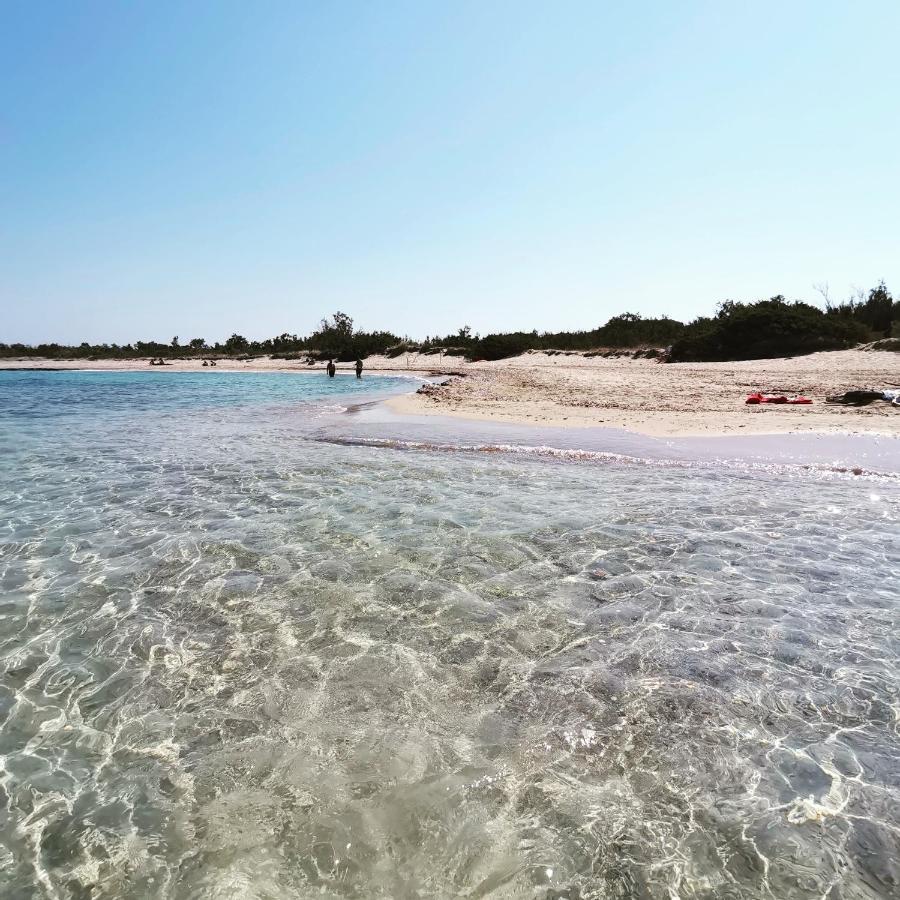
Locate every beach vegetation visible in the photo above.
<box><xmin>2</xmin><ymin>284</ymin><xmax>895</xmax><ymax>364</ymax></box>
<box><xmin>668</xmin><ymin>297</ymin><xmax>871</xmax><ymax>362</ymax></box>
<box><xmin>224</xmin><ymin>333</ymin><xmax>250</xmax><ymax>353</ymax></box>
<box><xmin>823</xmin><ymin>281</ymin><xmax>895</xmax><ymax>337</ymax></box>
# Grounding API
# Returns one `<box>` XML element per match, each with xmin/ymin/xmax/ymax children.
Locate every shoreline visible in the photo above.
<box><xmin>384</xmin><ymin>349</ymin><xmax>900</xmax><ymax>439</ymax></box>
<box><xmin>333</xmin><ymin>406</ymin><xmax>900</xmax><ymax>477</ymax></box>
<box><xmin>3</xmin><ymin>349</ymin><xmax>899</xmax><ymax>441</ymax></box>
<box><xmin>383</xmin><ymin>391</ymin><xmax>900</xmax><ymax>439</ymax></box>
<box><xmin>0</xmin><ymin>354</ymin><xmax>451</xmax><ymax>378</ymax></box>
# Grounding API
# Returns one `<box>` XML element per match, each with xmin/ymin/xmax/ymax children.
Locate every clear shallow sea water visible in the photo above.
<box><xmin>1</xmin><ymin>371</ymin><xmax>899</xmax><ymax>899</ymax></box>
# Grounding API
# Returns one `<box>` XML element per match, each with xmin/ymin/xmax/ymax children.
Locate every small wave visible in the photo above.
<box><xmin>320</xmin><ymin>436</ymin><xmax>900</xmax><ymax>482</ymax></box>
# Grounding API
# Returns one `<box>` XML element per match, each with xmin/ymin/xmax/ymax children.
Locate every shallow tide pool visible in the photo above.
<box><xmin>1</xmin><ymin>371</ymin><xmax>898</xmax><ymax>899</ymax></box>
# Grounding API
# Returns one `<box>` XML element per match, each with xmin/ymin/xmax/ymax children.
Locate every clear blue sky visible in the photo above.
<box><xmin>2</xmin><ymin>1</ymin><xmax>898</xmax><ymax>345</ymax></box>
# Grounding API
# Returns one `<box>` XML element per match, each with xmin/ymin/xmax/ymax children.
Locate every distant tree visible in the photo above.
<box><xmin>813</xmin><ymin>281</ymin><xmax>831</xmax><ymax>308</ymax></box>
<box><xmin>669</xmin><ymin>296</ymin><xmax>869</xmax><ymax>362</ymax></box>
<box><xmin>858</xmin><ymin>281</ymin><xmax>893</xmax><ymax>336</ymax></box>
<box><xmin>188</xmin><ymin>337</ymin><xmax>206</xmax><ymax>351</ymax></box>
<box><xmin>331</xmin><ymin>311</ymin><xmax>354</xmax><ymax>338</ymax></box>
<box><xmin>224</xmin><ymin>333</ymin><xmax>250</xmax><ymax>354</ymax></box>
<box><xmin>309</xmin><ymin>311</ymin><xmax>356</xmax><ymax>358</ymax></box>
<box><xmin>593</xmin><ymin>312</ymin><xmax>684</xmax><ymax>348</ymax></box>
<box><xmin>171</xmin><ymin>335</ymin><xmax>180</xmax><ymax>349</ymax></box>
<box><xmin>271</xmin><ymin>332</ymin><xmax>301</xmax><ymax>353</ymax></box>
<box><xmin>825</xmin><ymin>281</ymin><xmax>895</xmax><ymax>338</ymax></box>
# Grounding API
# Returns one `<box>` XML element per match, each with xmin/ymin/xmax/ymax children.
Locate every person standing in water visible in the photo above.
<box><xmin>326</xmin><ymin>359</ymin><xmax>336</xmax><ymax>378</ymax></box>
<box><xmin>355</xmin><ymin>358</ymin><xmax>363</xmax><ymax>379</ymax></box>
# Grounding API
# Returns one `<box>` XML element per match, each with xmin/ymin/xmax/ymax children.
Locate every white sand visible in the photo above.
<box><xmin>0</xmin><ymin>355</ymin><xmax>443</xmax><ymax>375</ymax></box>
<box><xmin>4</xmin><ymin>349</ymin><xmax>898</xmax><ymax>438</ymax></box>
<box><xmin>385</xmin><ymin>349</ymin><xmax>900</xmax><ymax>437</ymax></box>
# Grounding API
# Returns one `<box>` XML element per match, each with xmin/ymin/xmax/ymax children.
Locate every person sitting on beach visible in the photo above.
<box><xmin>826</xmin><ymin>389</ymin><xmax>900</xmax><ymax>407</ymax></box>
<box><xmin>327</xmin><ymin>359</ymin><xmax>336</xmax><ymax>378</ymax></box>
<box><xmin>355</xmin><ymin>358</ymin><xmax>363</xmax><ymax>379</ymax></box>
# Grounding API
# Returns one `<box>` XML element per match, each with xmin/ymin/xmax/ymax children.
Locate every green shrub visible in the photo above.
<box><xmin>385</xmin><ymin>343</ymin><xmax>417</xmax><ymax>358</ymax></box>
<box><xmin>669</xmin><ymin>298</ymin><xmax>870</xmax><ymax>362</ymax></box>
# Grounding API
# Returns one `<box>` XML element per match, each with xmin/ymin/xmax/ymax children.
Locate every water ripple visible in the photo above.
<box><xmin>0</xmin><ymin>373</ymin><xmax>898</xmax><ymax>898</ymax></box>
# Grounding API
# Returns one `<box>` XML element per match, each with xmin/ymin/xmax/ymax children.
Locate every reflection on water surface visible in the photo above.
<box><xmin>0</xmin><ymin>371</ymin><xmax>898</xmax><ymax>898</ymax></box>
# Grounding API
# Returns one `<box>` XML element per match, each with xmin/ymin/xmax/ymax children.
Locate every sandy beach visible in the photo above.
<box><xmin>3</xmin><ymin>349</ymin><xmax>898</xmax><ymax>438</ymax></box>
<box><xmin>386</xmin><ymin>349</ymin><xmax>900</xmax><ymax>437</ymax></box>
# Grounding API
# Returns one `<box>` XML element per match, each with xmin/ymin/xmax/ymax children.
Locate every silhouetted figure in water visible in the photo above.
<box><xmin>355</xmin><ymin>358</ymin><xmax>363</xmax><ymax>379</ymax></box>
<box><xmin>327</xmin><ymin>359</ymin><xmax>336</xmax><ymax>378</ymax></box>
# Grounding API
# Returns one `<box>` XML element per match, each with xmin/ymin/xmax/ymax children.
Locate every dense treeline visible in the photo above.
<box><xmin>428</xmin><ymin>314</ymin><xmax>687</xmax><ymax>361</ymax></box>
<box><xmin>2</xmin><ymin>283</ymin><xmax>896</xmax><ymax>363</ymax></box>
<box><xmin>668</xmin><ymin>283</ymin><xmax>897</xmax><ymax>362</ymax></box>
<box><xmin>0</xmin><ymin>314</ymin><xmax>407</xmax><ymax>363</ymax></box>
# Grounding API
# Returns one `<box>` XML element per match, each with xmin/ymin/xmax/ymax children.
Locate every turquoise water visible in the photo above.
<box><xmin>0</xmin><ymin>369</ymin><xmax>417</xmax><ymax>420</ymax></box>
<box><xmin>1</xmin><ymin>371</ymin><xmax>899</xmax><ymax>899</ymax></box>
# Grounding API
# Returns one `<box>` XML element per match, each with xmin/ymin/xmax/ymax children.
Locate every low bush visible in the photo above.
<box><xmin>668</xmin><ymin>298</ymin><xmax>870</xmax><ymax>362</ymax></box>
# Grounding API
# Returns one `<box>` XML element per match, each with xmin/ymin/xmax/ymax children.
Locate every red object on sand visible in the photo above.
<box><xmin>746</xmin><ymin>393</ymin><xmax>813</xmax><ymax>405</ymax></box>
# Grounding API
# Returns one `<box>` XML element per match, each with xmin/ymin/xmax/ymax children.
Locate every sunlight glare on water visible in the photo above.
<box><xmin>0</xmin><ymin>371</ymin><xmax>898</xmax><ymax>899</ymax></box>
